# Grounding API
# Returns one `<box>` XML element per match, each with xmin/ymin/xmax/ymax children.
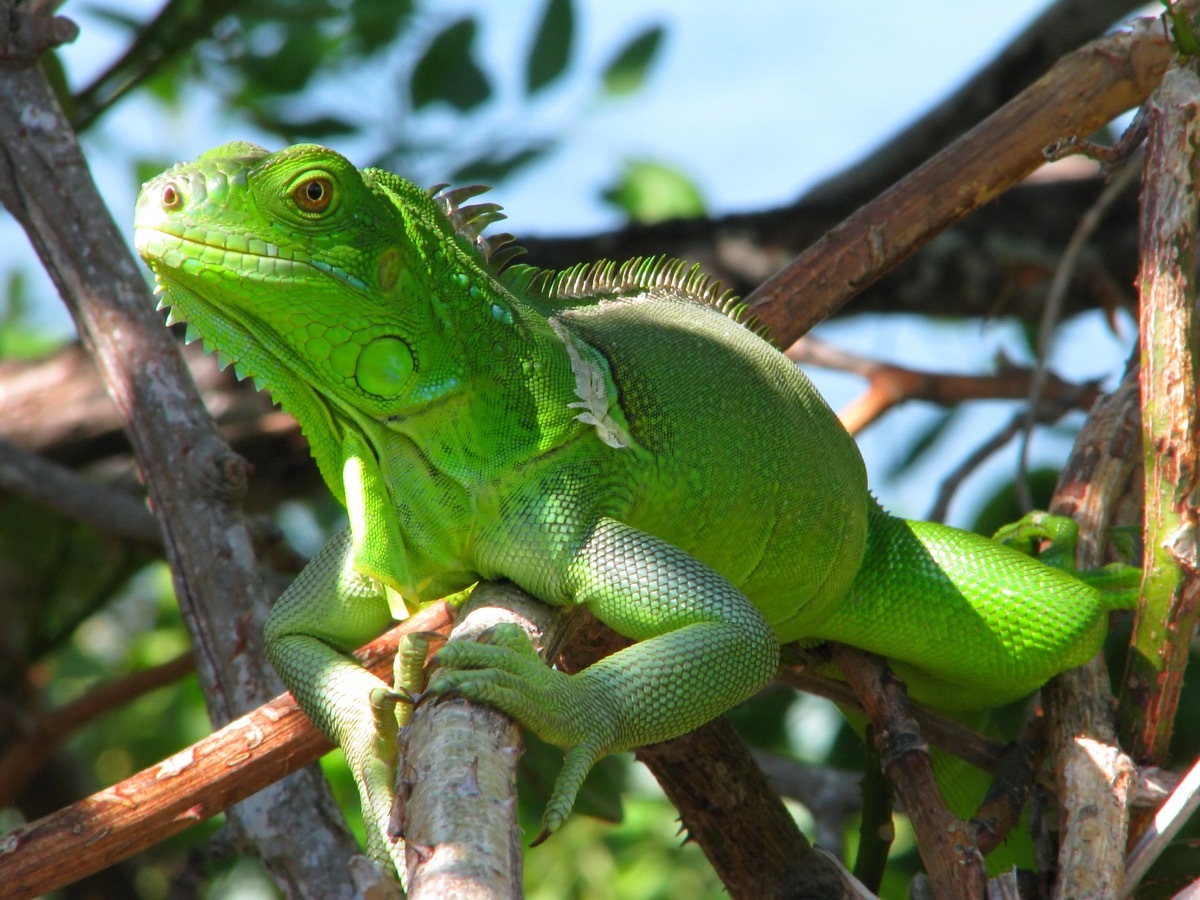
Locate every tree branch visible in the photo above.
<box><xmin>1117</xmin><ymin>64</ymin><xmax>1200</xmax><ymax>771</ymax></box>
<box><xmin>0</xmin><ymin>602</ymin><xmax>453</xmax><ymax>899</ymax></box>
<box><xmin>746</xmin><ymin>15</ymin><xmax>1179</xmax><ymax>346</ymax></box>
<box><xmin>1044</xmin><ymin>362</ymin><xmax>1141</xmax><ymax>898</ymax></box>
<box><xmin>0</xmin><ymin>8</ymin><xmax>361</xmax><ymax>894</ymax></box>
<box><xmin>829</xmin><ymin>645</ymin><xmax>987</xmax><ymax>899</ymax></box>
<box><xmin>399</xmin><ymin>584</ymin><xmax>556</xmax><ymax>896</ymax></box>
<box><xmin>788</xmin><ymin>335</ymin><xmax>1100</xmax><ymax>436</ymax></box>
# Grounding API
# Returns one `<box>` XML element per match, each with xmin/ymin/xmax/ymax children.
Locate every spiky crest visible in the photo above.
<box><xmin>503</xmin><ymin>256</ymin><xmax>772</xmax><ymax>343</ymax></box>
<box><xmin>425</xmin><ymin>183</ymin><xmax>768</xmax><ymax>342</ymax></box>
<box><xmin>428</xmin><ymin>183</ymin><xmax>526</xmax><ymax>272</ymax></box>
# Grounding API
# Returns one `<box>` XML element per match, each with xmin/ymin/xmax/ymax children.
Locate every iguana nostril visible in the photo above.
<box><xmin>161</xmin><ymin>183</ymin><xmax>181</xmax><ymax>209</ymax></box>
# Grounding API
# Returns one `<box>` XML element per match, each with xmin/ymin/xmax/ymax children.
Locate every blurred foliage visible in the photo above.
<box><xmin>600</xmin><ymin>23</ymin><xmax>665</xmax><ymax>97</ymax></box>
<box><xmin>0</xmin><ymin>496</ymin><xmax>149</xmax><ymax>683</ymax></box>
<box><xmin>602</xmin><ymin>158</ymin><xmax>706</xmax><ymax>224</ymax></box>
<box><xmin>0</xmin><ymin>1</ymin><xmax>1195</xmax><ymax>898</ymax></box>
<box><xmin>67</xmin><ymin>0</ymin><xmax>671</xmax><ymax>185</ymax></box>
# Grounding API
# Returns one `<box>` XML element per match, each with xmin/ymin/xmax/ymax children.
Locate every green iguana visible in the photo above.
<box><xmin>133</xmin><ymin>142</ymin><xmax>1134</xmax><ymax>875</ymax></box>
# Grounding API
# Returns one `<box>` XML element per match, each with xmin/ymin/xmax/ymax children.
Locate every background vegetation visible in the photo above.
<box><xmin>0</xmin><ymin>1</ymin><xmax>1196</xmax><ymax>897</ymax></box>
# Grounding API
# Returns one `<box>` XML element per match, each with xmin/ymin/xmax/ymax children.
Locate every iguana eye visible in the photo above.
<box><xmin>293</xmin><ymin>176</ymin><xmax>333</xmax><ymax>213</ymax></box>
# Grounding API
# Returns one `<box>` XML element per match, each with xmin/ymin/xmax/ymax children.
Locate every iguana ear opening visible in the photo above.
<box><xmin>377</xmin><ymin>248</ymin><xmax>402</xmax><ymax>293</ymax></box>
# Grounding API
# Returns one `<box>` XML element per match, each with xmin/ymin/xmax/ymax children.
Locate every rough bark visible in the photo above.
<box><xmin>0</xmin><ymin>6</ymin><xmax>362</xmax><ymax>895</ymax></box>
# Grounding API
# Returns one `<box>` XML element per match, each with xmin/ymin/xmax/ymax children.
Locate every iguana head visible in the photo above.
<box><xmin>134</xmin><ymin>142</ymin><xmax>516</xmax><ymax>425</ymax></box>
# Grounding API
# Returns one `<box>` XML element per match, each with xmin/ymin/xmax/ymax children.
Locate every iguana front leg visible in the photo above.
<box><xmin>430</xmin><ymin>517</ymin><xmax>781</xmax><ymax>836</ymax></box>
<box><xmin>263</xmin><ymin>528</ymin><xmax>402</xmax><ymax>870</ymax></box>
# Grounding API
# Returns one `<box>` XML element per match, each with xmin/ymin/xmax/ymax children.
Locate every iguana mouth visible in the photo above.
<box><xmin>133</xmin><ymin>225</ymin><xmax>368</xmax><ymax>291</ymax></box>
<box><xmin>134</xmin><ymin>227</ymin><xmax>310</xmax><ymax>280</ymax></box>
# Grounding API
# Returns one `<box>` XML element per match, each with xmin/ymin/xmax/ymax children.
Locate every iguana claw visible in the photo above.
<box><xmin>429</xmin><ymin>623</ymin><xmax>610</xmax><ymax>839</ymax></box>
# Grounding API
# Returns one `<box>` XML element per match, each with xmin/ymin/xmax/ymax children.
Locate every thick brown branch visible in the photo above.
<box><xmin>1118</xmin><ymin>64</ymin><xmax>1200</xmax><ymax>771</ymax></box>
<box><xmin>0</xmin><ymin>602</ymin><xmax>453</xmax><ymax>900</ymax></box>
<box><xmin>745</xmin><ymin>17</ymin><xmax>1177</xmax><ymax>346</ymax></box>
<box><xmin>400</xmin><ymin>584</ymin><xmax>553</xmax><ymax>896</ymax></box>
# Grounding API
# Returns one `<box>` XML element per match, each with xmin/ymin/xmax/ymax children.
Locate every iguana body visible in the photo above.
<box><xmin>133</xmin><ymin>143</ymin><xmax>1130</xmax><ymax>871</ymax></box>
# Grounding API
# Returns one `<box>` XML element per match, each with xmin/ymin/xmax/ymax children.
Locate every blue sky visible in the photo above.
<box><xmin>10</xmin><ymin>0</ymin><xmax>1142</xmax><ymax>523</ymax></box>
<box><xmin>67</xmin><ymin>0</ymin><xmax>1056</xmax><ymax>231</ymax></box>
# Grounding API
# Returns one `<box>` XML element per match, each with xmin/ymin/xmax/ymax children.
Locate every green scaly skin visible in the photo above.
<box><xmin>133</xmin><ymin>143</ymin><xmax>1135</xmax><ymax>874</ymax></box>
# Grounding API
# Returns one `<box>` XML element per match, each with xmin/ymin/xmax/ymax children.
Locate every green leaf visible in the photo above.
<box><xmin>601</xmin><ymin>159</ymin><xmax>704</xmax><ymax>224</ymax></box>
<box><xmin>410</xmin><ymin>18</ymin><xmax>491</xmax><ymax>111</ymax></box>
<box><xmin>600</xmin><ymin>24</ymin><xmax>664</xmax><ymax>97</ymax></box>
<box><xmin>525</xmin><ymin>0</ymin><xmax>573</xmax><ymax>95</ymax></box>
<box><xmin>351</xmin><ymin>0</ymin><xmax>413</xmax><ymax>53</ymax></box>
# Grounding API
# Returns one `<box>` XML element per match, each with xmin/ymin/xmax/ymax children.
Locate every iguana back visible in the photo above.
<box><xmin>514</xmin><ymin>274</ymin><xmax>868</xmax><ymax>637</ymax></box>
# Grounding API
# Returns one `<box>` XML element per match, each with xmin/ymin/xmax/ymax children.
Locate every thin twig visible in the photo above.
<box><xmin>788</xmin><ymin>336</ymin><xmax>1099</xmax><ymax>436</ymax></box>
<box><xmin>928</xmin><ymin>393</ymin><xmax>1077</xmax><ymax>523</ymax></box>
<box><xmin>1016</xmin><ymin>155</ymin><xmax>1142</xmax><ymax>510</ymax></box>
<box><xmin>0</xmin><ymin>653</ymin><xmax>194</xmax><ymax>805</ymax></box>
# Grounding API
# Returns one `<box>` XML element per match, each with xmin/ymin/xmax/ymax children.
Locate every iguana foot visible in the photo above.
<box><xmin>392</xmin><ymin>631</ymin><xmax>444</xmax><ymax>726</ymax></box>
<box><xmin>362</xmin><ymin>686</ymin><xmax>409</xmax><ymax>867</ymax></box>
<box><xmin>428</xmin><ymin>623</ymin><xmax>610</xmax><ymax>838</ymax></box>
<box><xmin>993</xmin><ymin>512</ymin><xmax>1140</xmax><ymax>609</ymax></box>
<box><xmin>992</xmin><ymin>511</ymin><xmax>1080</xmax><ymax>568</ymax></box>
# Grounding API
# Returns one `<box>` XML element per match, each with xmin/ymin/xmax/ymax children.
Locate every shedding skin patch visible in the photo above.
<box><xmin>549</xmin><ymin>318</ymin><xmax>631</xmax><ymax>449</ymax></box>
